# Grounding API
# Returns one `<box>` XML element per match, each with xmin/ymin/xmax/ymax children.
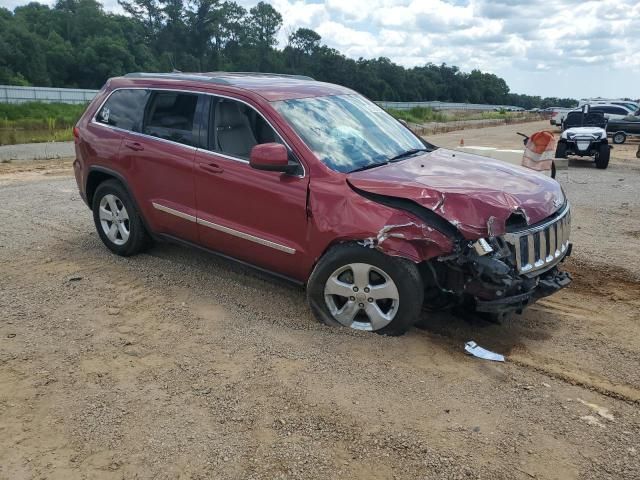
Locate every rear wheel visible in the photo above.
<box><xmin>612</xmin><ymin>132</ymin><xmax>626</xmax><ymax>144</ymax></box>
<box><xmin>595</xmin><ymin>143</ymin><xmax>610</xmax><ymax>169</ymax></box>
<box><xmin>555</xmin><ymin>142</ymin><xmax>567</xmax><ymax>159</ymax></box>
<box><xmin>92</xmin><ymin>179</ymin><xmax>150</xmax><ymax>256</ymax></box>
<box><xmin>307</xmin><ymin>244</ymin><xmax>424</xmax><ymax>336</ymax></box>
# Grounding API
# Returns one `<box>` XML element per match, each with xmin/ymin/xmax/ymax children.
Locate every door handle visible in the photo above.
<box><xmin>124</xmin><ymin>141</ymin><xmax>144</xmax><ymax>151</ymax></box>
<box><xmin>198</xmin><ymin>162</ymin><xmax>224</xmax><ymax>174</ymax></box>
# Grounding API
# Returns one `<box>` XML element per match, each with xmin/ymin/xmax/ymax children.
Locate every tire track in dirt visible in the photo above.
<box><xmin>504</xmin><ymin>261</ymin><xmax>640</xmax><ymax>403</ymax></box>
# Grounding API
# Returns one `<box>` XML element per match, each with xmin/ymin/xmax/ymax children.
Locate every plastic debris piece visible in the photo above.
<box><xmin>464</xmin><ymin>341</ymin><xmax>505</xmax><ymax>362</ymax></box>
<box><xmin>577</xmin><ymin>398</ymin><xmax>614</xmax><ymax>421</ymax></box>
<box><xmin>580</xmin><ymin>415</ymin><xmax>605</xmax><ymax>428</ymax></box>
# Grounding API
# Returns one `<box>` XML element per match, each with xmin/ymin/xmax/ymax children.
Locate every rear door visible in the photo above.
<box><xmin>87</xmin><ymin>89</ymin><xmax>150</xmax><ymax>188</ymax></box>
<box><xmin>193</xmin><ymin>95</ymin><xmax>311</xmax><ymax>281</ymax></box>
<box><xmin>118</xmin><ymin>89</ymin><xmax>206</xmax><ymax>243</ymax></box>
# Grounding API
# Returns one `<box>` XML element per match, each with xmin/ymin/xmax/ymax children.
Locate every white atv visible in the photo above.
<box><xmin>556</xmin><ymin>111</ymin><xmax>610</xmax><ymax>169</ymax></box>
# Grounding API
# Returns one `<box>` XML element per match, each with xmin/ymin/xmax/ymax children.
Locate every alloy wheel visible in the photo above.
<box><xmin>98</xmin><ymin>194</ymin><xmax>130</xmax><ymax>246</ymax></box>
<box><xmin>324</xmin><ymin>262</ymin><xmax>400</xmax><ymax>331</ymax></box>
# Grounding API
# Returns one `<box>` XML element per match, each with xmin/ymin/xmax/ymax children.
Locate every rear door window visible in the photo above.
<box><xmin>96</xmin><ymin>89</ymin><xmax>149</xmax><ymax>132</ymax></box>
<box><xmin>143</xmin><ymin>91</ymin><xmax>200</xmax><ymax>146</ymax></box>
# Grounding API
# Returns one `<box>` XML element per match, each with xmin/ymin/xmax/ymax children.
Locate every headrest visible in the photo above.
<box><xmin>216</xmin><ymin>101</ymin><xmax>246</xmax><ymax>129</ymax></box>
<box><xmin>155</xmin><ymin>94</ymin><xmax>177</xmax><ymax>110</ymax></box>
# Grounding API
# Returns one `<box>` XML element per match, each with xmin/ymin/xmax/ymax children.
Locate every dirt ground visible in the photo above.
<box><xmin>1</xmin><ymin>123</ymin><xmax>639</xmax><ymax>479</ymax></box>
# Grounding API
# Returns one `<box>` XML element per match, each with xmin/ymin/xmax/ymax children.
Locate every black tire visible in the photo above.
<box><xmin>612</xmin><ymin>132</ymin><xmax>626</xmax><ymax>145</ymax></box>
<box><xmin>555</xmin><ymin>142</ymin><xmax>567</xmax><ymax>159</ymax></box>
<box><xmin>551</xmin><ymin>161</ymin><xmax>556</xmax><ymax>179</ymax></box>
<box><xmin>92</xmin><ymin>179</ymin><xmax>150</xmax><ymax>256</ymax></box>
<box><xmin>595</xmin><ymin>143</ymin><xmax>610</xmax><ymax>169</ymax></box>
<box><xmin>307</xmin><ymin>243</ymin><xmax>424</xmax><ymax>336</ymax></box>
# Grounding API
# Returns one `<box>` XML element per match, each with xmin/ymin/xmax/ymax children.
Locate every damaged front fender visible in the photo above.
<box><xmin>307</xmin><ymin>177</ymin><xmax>458</xmax><ymax>264</ymax></box>
<box><xmin>359</xmin><ymin>221</ymin><xmax>455</xmax><ymax>262</ymax></box>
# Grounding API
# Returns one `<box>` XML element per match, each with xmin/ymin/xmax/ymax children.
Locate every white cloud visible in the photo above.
<box><xmin>315</xmin><ymin>21</ymin><xmax>376</xmax><ymax>48</ymax></box>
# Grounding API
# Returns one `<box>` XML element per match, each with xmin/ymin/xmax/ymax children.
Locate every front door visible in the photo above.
<box><xmin>194</xmin><ymin>96</ymin><xmax>310</xmax><ymax>281</ymax></box>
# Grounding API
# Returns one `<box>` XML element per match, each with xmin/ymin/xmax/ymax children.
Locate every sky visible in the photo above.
<box><xmin>3</xmin><ymin>0</ymin><xmax>639</xmax><ymax>99</ymax></box>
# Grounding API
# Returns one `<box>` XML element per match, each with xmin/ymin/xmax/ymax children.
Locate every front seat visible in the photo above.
<box><xmin>215</xmin><ymin>101</ymin><xmax>257</xmax><ymax>158</ymax></box>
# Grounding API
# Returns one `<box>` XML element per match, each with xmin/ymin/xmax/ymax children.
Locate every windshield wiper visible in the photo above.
<box><xmin>388</xmin><ymin>148</ymin><xmax>429</xmax><ymax>162</ymax></box>
<box><xmin>349</xmin><ymin>161</ymin><xmax>389</xmax><ymax>173</ymax></box>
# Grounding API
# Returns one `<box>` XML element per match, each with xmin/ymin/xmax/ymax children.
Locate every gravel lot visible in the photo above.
<box><xmin>1</xmin><ymin>123</ymin><xmax>639</xmax><ymax>479</ymax></box>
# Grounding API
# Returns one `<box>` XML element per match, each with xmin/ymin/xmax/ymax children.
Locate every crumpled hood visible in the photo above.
<box><xmin>347</xmin><ymin>148</ymin><xmax>564</xmax><ymax>239</ymax></box>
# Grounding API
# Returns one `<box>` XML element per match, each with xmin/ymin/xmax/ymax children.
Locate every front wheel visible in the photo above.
<box><xmin>595</xmin><ymin>143</ymin><xmax>610</xmax><ymax>169</ymax></box>
<box><xmin>307</xmin><ymin>244</ymin><xmax>424</xmax><ymax>336</ymax></box>
<box><xmin>555</xmin><ymin>142</ymin><xmax>567</xmax><ymax>159</ymax></box>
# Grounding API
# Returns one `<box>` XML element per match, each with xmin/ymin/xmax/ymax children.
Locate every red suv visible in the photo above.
<box><xmin>74</xmin><ymin>72</ymin><xmax>572</xmax><ymax>335</ymax></box>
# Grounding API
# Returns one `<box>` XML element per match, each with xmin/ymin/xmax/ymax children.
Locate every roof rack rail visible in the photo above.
<box><xmin>124</xmin><ymin>71</ymin><xmax>315</xmax><ymax>84</ymax></box>
<box><xmin>205</xmin><ymin>72</ymin><xmax>315</xmax><ymax>81</ymax></box>
<box><xmin>124</xmin><ymin>72</ymin><xmax>229</xmax><ymax>84</ymax></box>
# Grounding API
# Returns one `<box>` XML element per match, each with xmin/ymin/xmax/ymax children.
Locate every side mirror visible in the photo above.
<box><xmin>249</xmin><ymin>143</ymin><xmax>298</xmax><ymax>174</ymax></box>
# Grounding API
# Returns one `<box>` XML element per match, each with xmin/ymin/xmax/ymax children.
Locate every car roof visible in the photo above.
<box><xmin>588</xmin><ymin>103</ymin><xmax>632</xmax><ymax>110</ymax></box>
<box><xmin>109</xmin><ymin>72</ymin><xmax>354</xmax><ymax>102</ymax></box>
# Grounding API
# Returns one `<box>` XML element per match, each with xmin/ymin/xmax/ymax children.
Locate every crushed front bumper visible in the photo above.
<box><xmin>475</xmin><ymin>266</ymin><xmax>572</xmax><ymax>314</ymax></box>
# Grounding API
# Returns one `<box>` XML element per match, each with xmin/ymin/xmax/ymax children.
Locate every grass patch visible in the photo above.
<box><xmin>0</xmin><ymin>102</ymin><xmax>86</xmax><ymax>145</ymax></box>
<box><xmin>386</xmin><ymin>106</ymin><xmax>534</xmax><ymax>124</ymax></box>
<box><xmin>386</xmin><ymin>107</ymin><xmax>447</xmax><ymax>124</ymax></box>
<box><xmin>0</xmin><ymin>102</ymin><xmax>86</xmax><ymax>129</ymax></box>
<box><xmin>0</xmin><ymin>127</ymin><xmax>74</xmax><ymax>145</ymax></box>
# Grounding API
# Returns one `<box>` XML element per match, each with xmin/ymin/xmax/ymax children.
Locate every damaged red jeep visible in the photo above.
<box><xmin>74</xmin><ymin>72</ymin><xmax>572</xmax><ymax>336</ymax></box>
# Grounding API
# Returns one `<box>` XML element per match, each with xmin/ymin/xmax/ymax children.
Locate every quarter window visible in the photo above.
<box><xmin>143</xmin><ymin>91</ymin><xmax>199</xmax><ymax>146</ymax></box>
<box><xmin>96</xmin><ymin>89</ymin><xmax>149</xmax><ymax>132</ymax></box>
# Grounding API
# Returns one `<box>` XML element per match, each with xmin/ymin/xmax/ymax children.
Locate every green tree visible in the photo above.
<box><xmin>0</xmin><ymin>0</ymin><xmax>576</xmax><ymax>108</ymax></box>
<box><xmin>288</xmin><ymin>27</ymin><xmax>320</xmax><ymax>54</ymax></box>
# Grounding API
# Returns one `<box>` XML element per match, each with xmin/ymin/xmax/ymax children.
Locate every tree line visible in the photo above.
<box><xmin>0</xmin><ymin>0</ymin><xmax>577</xmax><ymax>108</ymax></box>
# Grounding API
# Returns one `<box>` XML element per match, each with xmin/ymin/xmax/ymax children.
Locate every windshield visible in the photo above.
<box><xmin>273</xmin><ymin>94</ymin><xmax>426</xmax><ymax>173</ymax></box>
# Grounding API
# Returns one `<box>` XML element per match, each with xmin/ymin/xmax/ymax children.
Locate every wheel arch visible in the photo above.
<box><xmin>305</xmin><ymin>188</ymin><xmax>462</xmax><ymax>286</ymax></box>
<box><xmin>87</xmin><ymin>166</ymin><xmax>135</xmax><ymax>207</ymax></box>
<box><xmin>86</xmin><ymin>166</ymin><xmax>153</xmax><ymax>234</ymax></box>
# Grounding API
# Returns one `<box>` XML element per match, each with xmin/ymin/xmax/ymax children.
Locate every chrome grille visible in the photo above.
<box><xmin>504</xmin><ymin>204</ymin><xmax>571</xmax><ymax>275</ymax></box>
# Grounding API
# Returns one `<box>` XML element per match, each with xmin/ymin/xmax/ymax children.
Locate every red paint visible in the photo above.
<box><xmin>249</xmin><ymin>143</ymin><xmax>289</xmax><ymax>170</ymax></box>
<box><xmin>194</xmin><ymin>147</ymin><xmax>310</xmax><ymax>279</ymax></box>
<box><xmin>74</xmin><ymin>75</ymin><xmax>566</xmax><ymax>283</ymax></box>
<box><xmin>348</xmin><ymin>148</ymin><xmax>564</xmax><ymax>238</ymax></box>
